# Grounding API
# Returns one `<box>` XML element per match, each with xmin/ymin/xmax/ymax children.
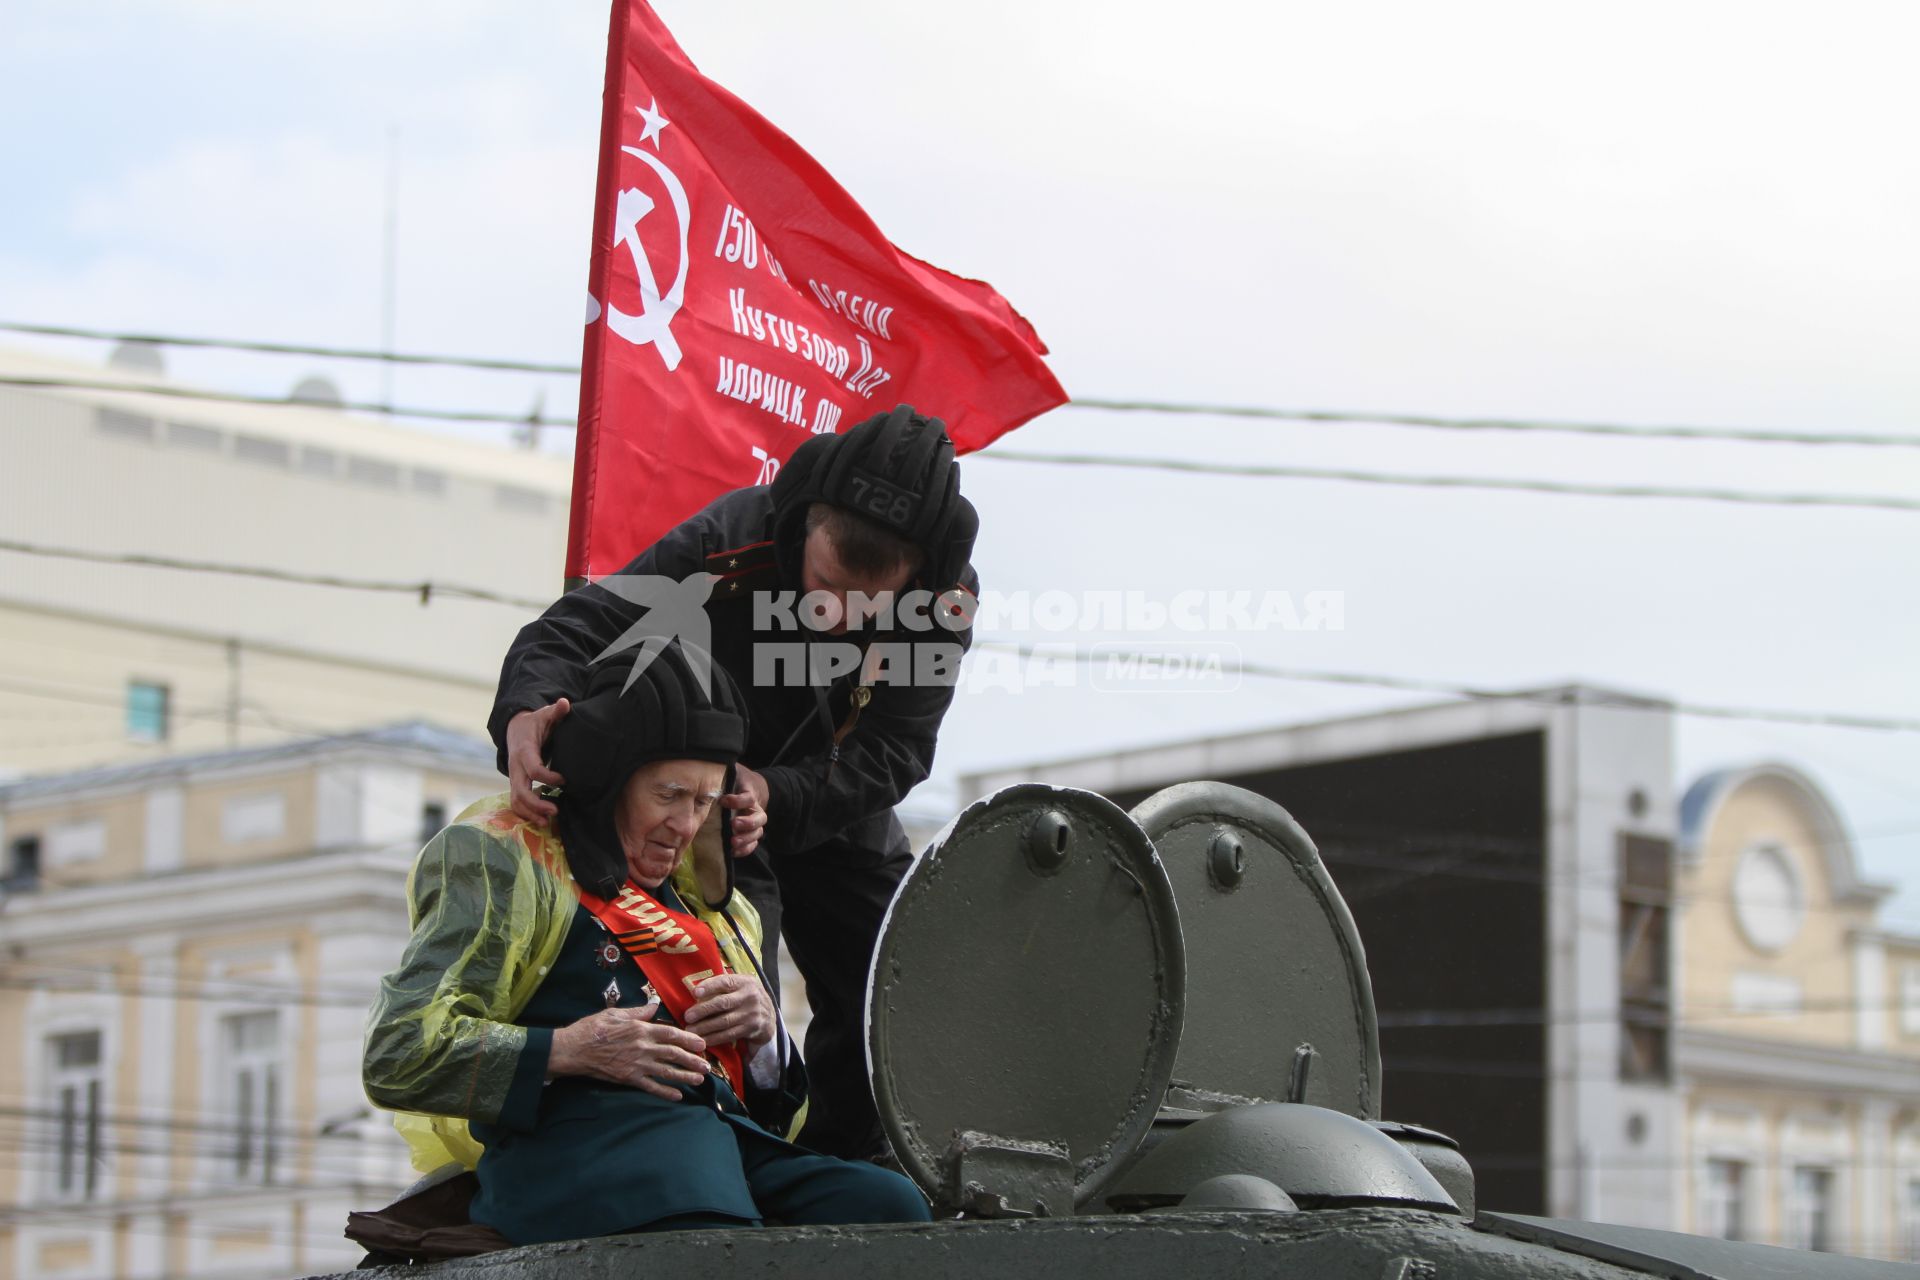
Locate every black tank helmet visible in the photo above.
<box><xmin>768</xmin><ymin>403</ymin><xmax>978</xmax><ymax>593</ymax></box>
<box><xmin>546</xmin><ymin>640</ymin><xmax>747</xmax><ymax>901</ymax></box>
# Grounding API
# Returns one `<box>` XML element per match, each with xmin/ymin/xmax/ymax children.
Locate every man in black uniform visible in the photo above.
<box><xmin>489</xmin><ymin>404</ymin><xmax>976</xmax><ymax>1161</ymax></box>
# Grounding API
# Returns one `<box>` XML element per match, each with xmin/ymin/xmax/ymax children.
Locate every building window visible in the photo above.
<box><xmin>1700</xmin><ymin>1157</ymin><xmax>1747</xmax><ymax>1241</ymax></box>
<box><xmin>346</xmin><ymin>456</ymin><xmax>401</xmax><ymax>489</ymax></box>
<box><xmin>126</xmin><ymin>681</ymin><xmax>170</xmax><ymax>743</ymax></box>
<box><xmin>4</xmin><ymin>834</ymin><xmax>40</xmax><ymax>892</ymax></box>
<box><xmin>1618</xmin><ymin>834</ymin><xmax>1673</xmax><ymax>1080</ymax></box>
<box><xmin>48</xmin><ymin>1031</ymin><xmax>103</xmax><ymax>1201</ymax></box>
<box><xmin>1906</xmin><ymin>1178</ymin><xmax>1920</xmax><ymax>1261</ymax></box>
<box><xmin>220</xmin><ymin>791</ymin><xmax>287</xmax><ymax>844</ymax></box>
<box><xmin>46</xmin><ymin>818</ymin><xmax>106</xmax><ymax>868</ymax></box>
<box><xmin>1732</xmin><ymin>842</ymin><xmax>1805</xmax><ymax>952</ymax></box>
<box><xmin>224</xmin><ymin>1012</ymin><xmax>281</xmax><ymax>1183</ymax></box>
<box><xmin>296</xmin><ymin>445</ymin><xmax>338</xmax><ymax>476</ymax></box>
<box><xmin>1786</xmin><ymin>1165</ymin><xmax>1835</xmax><ymax>1252</ymax></box>
<box><xmin>166</xmin><ymin>420</ymin><xmax>224</xmax><ymax>451</ymax></box>
<box><xmin>95</xmin><ymin>407</ymin><xmax>156</xmax><ymax>442</ymax></box>
<box><xmin>419</xmin><ymin>801</ymin><xmax>448</xmax><ymax>843</ymax></box>
<box><xmin>232</xmin><ymin>434</ymin><xmax>291</xmax><ymax>467</ymax></box>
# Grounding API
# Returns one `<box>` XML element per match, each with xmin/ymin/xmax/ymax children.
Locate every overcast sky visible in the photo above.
<box><xmin>3</xmin><ymin>1</ymin><xmax>1916</xmax><ymax>920</ymax></box>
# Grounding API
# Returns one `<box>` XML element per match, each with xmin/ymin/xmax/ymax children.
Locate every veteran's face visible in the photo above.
<box><xmin>615</xmin><ymin>758</ymin><xmax>727</xmax><ymax>888</ymax></box>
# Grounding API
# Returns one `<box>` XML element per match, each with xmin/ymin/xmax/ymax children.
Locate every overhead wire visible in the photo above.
<box><xmin>8</xmin><ymin>372</ymin><xmax>1917</xmax><ymax>512</ymax></box>
<box><xmin>0</xmin><ymin>1100</ymin><xmax>374</xmax><ymax>1146</ymax></box>
<box><xmin>0</xmin><ymin>320</ymin><xmax>580</xmax><ymax>376</ymax></box>
<box><xmin>11</xmin><ymin>964</ymin><xmax>1913</xmax><ymax>1030</ymax></box>
<box><xmin>1061</xmin><ymin>396</ymin><xmax>1920</xmax><ymax>450</ymax></box>
<box><xmin>972</xmin><ymin>447</ymin><xmax>1920</xmax><ymax>514</ymax></box>
<box><xmin>969</xmin><ymin>639</ymin><xmax>1920</xmax><ymax>733</ymax></box>
<box><xmin>0</xmin><ymin>673</ymin><xmax>382</xmax><ymax>749</ymax></box>
<box><xmin>0</xmin><ymin>1132</ymin><xmax>381</xmax><ymax>1186</ymax></box>
<box><xmin>0</xmin><ymin>376</ymin><xmax>574</xmax><ymax>429</ymax></box>
<box><xmin>0</xmin><ymin>550</ymin><xmax>1912</xmax><ymax>733</ymax></box>
<box><xmin>10</xmin><ymin>319</ymin><xmax>1920</xmax><ymax>448</ymax></box>
<box><xmin>0</xmin><ymin>944</ymin><xmax>1895</xmax><ymax>1038</ymax></box>
<box><xmin>0</xmin><ymin>970</ymin><xmax>383</xmax><ymax>1011</ymax></box>
<box><xmin>0</xmin><ymin>538</ymin><xmax>551</xmax><ymax>611</ymax></box>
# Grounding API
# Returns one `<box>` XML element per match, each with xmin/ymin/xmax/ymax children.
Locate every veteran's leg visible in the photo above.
<box><xmin>734</xmin><ymin>1125</ymin><xmax>932</xmax><ymax>1226</ymax></box>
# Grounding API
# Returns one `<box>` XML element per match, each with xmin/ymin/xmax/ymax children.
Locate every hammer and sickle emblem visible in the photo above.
<box><xmin>602</xmin><ymin>145</ymin><xmax>691</xmax><ymax>371</ymax></box>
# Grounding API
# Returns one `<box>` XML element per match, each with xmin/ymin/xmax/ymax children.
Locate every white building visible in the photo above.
<box><xmin>0</xmin><ymin>723</ymin><xmax>506</xmax><ymax>1280</ymax></box>
<box><xmin>0</xmin><ymin>344</ymin><xmax>571</xmax><ymax>775</ymax></box>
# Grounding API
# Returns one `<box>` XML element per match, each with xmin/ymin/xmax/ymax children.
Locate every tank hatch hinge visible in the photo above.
<box><xmin>947</xmin><ymin>1130</ymin><xmax>1074</xmax><ymax>1219</ymax></box>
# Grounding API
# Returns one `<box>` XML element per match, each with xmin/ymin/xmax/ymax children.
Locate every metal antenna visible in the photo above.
<box><xmin>1287</xmin><ymin>1044</ymin><xmax>1316</xmax><ymax>1103</ymax></box>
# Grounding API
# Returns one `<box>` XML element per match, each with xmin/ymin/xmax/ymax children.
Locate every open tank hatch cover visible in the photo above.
<box><xmin>866</xmin><ymin>784</ymin><xmax>1185</xmax><ymax>1217</ymax></box>
<box><xmin>1129</xmin><ymin>781</ymin><xmax>1381</xmax><ymax>1117</ymax></box>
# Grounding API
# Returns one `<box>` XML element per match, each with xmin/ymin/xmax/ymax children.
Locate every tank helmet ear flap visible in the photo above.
<box><xmin>689</xmin><ymin>762</ymin><xmax>738</xmax><ymax>910</ymax></box>
<box><xmin>933</xmin><ymin>493</ymin><xmax>979</xmax><ymax>604</ymax></box>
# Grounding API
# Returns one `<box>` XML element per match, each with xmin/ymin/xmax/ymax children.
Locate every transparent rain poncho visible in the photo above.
<box><xmin>363</xmin><ymin>795</ymin><xmax>768</xmax><ymax>1173</ymax></box>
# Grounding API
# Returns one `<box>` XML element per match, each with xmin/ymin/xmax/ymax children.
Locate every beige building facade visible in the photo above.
<box><xmin>0</xmin><ymin>344</ymin><xmax>571</xmax><ymax>776</ymax></box>
<box><xmin>0</xmin><ymin>724</ymin><xmax>506</xmax><ymax>1280</ymax></box>
<box><xmin>1674</xmin><ymin>762</ymin><xmax>1920</xmax><ymax>1258</ymax></box>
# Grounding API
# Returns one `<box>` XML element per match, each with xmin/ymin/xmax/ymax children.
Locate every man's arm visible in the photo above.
<box><xmin>485</xmin><ymin>510</ymin><xmax>715</xmax><ymax>774</ymax></box>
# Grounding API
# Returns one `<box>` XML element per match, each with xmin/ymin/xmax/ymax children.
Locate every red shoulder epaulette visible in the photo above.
<box><xmin>704</xmin><ymin>538</ymin><xmax>778</xmax><ymax>601</ymax></box>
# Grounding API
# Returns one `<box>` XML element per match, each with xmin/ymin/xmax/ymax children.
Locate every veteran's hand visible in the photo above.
<box><xmin>548</xmin><ymin>1003</ymin><xmax>709</xmax><ymax>1100</ymax></box>
<box><xmin>683</xmin><ymin>974</ymin><xmax>775</xmax><ymax>1052</ymax></box>
<box><xmin>506</xmin><ymin>699</ymin><xmax>570</xmax><ymax>823</ymax></box>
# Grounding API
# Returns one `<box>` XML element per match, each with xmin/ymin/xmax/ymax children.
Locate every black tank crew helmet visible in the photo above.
<box><xmin>547</xmin><ymin>641</ymin><xmax>747</xmax><ymax>901</ymax></box>
<box><xmin>768</xmin><ymin>403</ymin><xmax>978</xmax><ymax>593</ymax></box>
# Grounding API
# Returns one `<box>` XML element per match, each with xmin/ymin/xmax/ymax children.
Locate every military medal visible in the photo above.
<box><xmin>592</xmin><ymin>918</ymin><xmax>624</xmax><ymax>971</ymax></box>
<box><xmin>602</xmin><ymin>977</ymin><xmax>622</xmax><ymax>1008</ymax></box>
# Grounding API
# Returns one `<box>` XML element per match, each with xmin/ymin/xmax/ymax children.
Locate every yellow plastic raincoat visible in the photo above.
<box><xmin>362</xmin><ymin>794</ymin><xmax>768</xmax><ymax>1173</ymax></box>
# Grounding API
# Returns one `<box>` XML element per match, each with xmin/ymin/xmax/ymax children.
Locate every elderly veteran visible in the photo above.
<box><xmin>362</xmin><ymin>644</ymin><xmax>930</xmax><ymax>1241</ymax></box>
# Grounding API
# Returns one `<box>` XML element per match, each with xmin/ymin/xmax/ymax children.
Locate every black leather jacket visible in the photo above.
<box><xmin>488</xmin><ymin>486</ymin><xmax>975</xmax><ymax>860</ymax></box>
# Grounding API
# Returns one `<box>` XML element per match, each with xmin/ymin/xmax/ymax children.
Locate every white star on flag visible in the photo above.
<box><xmin>635</xmin><ymin>97</ymin><xmax>670</xmax><ymax>148</ymax></box>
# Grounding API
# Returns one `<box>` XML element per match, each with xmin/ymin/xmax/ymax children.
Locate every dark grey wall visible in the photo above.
<box><xmin>1108</xmin><ymin>730</ymin><xmax>1549</xmax><ymax>1216</ymax></box>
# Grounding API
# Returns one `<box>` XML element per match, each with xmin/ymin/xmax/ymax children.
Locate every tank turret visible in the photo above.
<box><xmin>867</xmin><ymin>780</ymin><xmax>1473</xmax><ymax>1224</ymax></box>
<box><xmin>1105</xmin><ymin>1103</ymin><xmax>1455</xmax><ymax>1213</ymax></box>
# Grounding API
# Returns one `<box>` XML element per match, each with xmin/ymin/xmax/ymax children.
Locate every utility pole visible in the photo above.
<box><xmin>225</xmin><ymin>636</ymin><xmax>241</xmax><ymax>747</ymax></box>
<box><xmin>380</xmin><ymin>124</ymin><xmax>400</xmax><ymax>417</ymax></box>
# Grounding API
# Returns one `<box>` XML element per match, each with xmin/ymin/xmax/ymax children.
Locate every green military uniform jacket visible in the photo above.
<box><xmin>363</xmin><ymin>801</ymin><xmax>805</xmax><ymax>1239</ymax></box>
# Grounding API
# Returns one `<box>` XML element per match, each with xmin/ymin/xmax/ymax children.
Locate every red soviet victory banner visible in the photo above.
<box><xmin>568</xmin><ymin>0</ymin><xmax>1068</xmax><ymax>580</ymax></box>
